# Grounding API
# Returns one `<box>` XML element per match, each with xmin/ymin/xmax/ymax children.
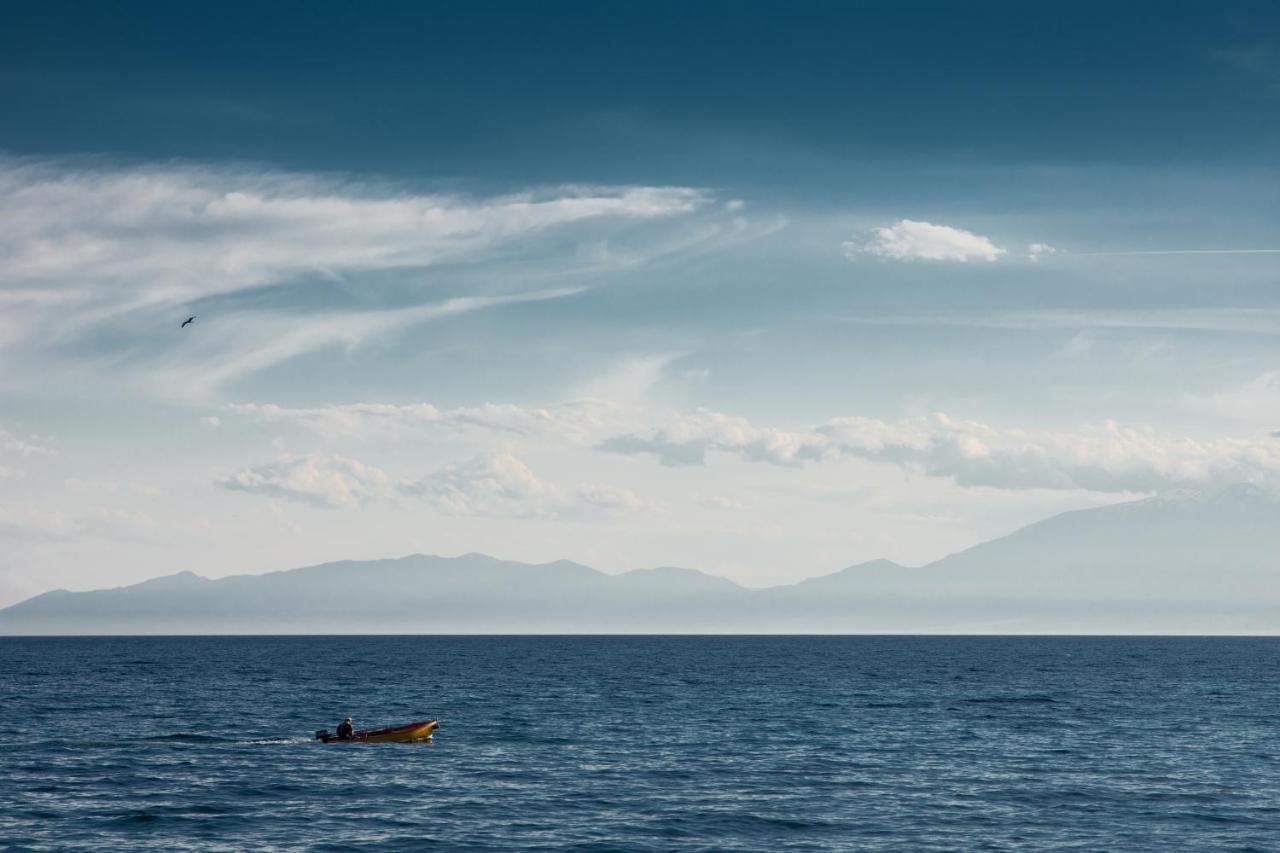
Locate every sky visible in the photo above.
<box><xmin>1</xmin><ymin>1</ymin><xmax>1279</xmax><ymax>606</ymax></box>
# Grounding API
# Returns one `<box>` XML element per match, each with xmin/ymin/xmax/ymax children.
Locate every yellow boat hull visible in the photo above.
<box><xmin>360</xmin><ymin>720</ymin><xmax>439</xmax><ymax>743</ymax></box>
<box><xmin>318</xmin><ymin>719</ymin><xmax>438</xmax><ymax>743</ymax></box>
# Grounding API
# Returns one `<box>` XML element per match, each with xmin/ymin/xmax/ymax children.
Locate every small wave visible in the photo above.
<box><xmin>109</xmin><ymin>812</ymin><xmax>161</xmax><ymax>826</ymax></box>
<box><xmin>959</xmin><ymin>695</ymin><xmax>1058</xmax><ymax>705</ymax></box>
<box><xmin>654</xmin><ymin>811</ymin><xmax>842</xmax><ymax>837</ymax></box>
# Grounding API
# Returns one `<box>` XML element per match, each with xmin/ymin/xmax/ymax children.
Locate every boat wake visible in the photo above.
<box><xmin>140</xmin><ymin>733</ymin><xmax>230</xmax><ymax>744</ymax></box>
<box><xmin>243</xmin><ymin>737</ymin><xmax>312</xmax><ymax>745</ymax></box>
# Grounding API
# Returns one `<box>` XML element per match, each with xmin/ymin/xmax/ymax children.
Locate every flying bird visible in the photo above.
<box><xmin>181</xmin><ymin>316</ymin><xmax>196</xmax><ymax>328</ymax></box>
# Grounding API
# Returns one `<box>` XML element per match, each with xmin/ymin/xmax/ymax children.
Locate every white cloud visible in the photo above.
<box><xmin>1028</xmin><ymin>242</ymin><xmax>1058</xmax><ymax>262</ymax></box>
<box><xmin>400</xmin><ymin>452</ymin><xmax>645</xmax><ymax>520</ymax></box>
<box><xmin>598</xmin><ymin>409</ymin><xmax>826</xmax><ymax>467</ymax></box>
<box><xmin>846</xmin><ymin>219</ymin><xmax>1007</xmax><ymax>262</ymax></box>
<box><xmin>219</xmin><ymin>454</ymin><xmax>391</xmax><ymax>508</ymax></box>
<box><xmin>600</xmin><ymin>409</ymin><xmax>1280</xmax><ymax>494</ymax></box>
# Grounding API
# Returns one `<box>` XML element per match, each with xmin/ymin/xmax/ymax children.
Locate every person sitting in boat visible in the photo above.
<box><xmin>336</xmin><ymin>717</ymin><xmax>354</xmax><ymax>740</ymax></box>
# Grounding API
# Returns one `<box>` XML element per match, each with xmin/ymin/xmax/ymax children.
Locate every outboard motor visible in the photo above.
<box><xmin>315</xmin><ymin>729</ymin><xmax>331</xmax><ymax>741</ymax></box>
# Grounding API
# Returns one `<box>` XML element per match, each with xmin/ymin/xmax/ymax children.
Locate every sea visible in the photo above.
<box><xmin>1</xmin><ymin>636</ymin><xmax>1277</xmax><ymax>851</ymax></box>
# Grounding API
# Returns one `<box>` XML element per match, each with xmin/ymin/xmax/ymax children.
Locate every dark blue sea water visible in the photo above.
<box><xmin>2</xmin><ymin>637</ymin><xmax>1278</xmax><ymax>851</ymax></box>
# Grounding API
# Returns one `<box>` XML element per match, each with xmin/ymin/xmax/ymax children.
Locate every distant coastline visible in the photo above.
<box><xmin>4</xmin><ymin>485</ymin><xmax>1278</xmax><ymax>636</ymax></box>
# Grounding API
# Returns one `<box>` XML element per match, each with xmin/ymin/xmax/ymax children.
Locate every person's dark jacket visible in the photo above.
<box><xmin>337</xmin><ymin>720</ymin><xmax>354</xmax><ymax>740</ymax></box>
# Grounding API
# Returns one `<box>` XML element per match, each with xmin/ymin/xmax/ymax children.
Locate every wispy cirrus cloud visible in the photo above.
<box><xmin>835</xmin><ymin>307</ymin><xmax>1280</xmax><ymax>336</ymax></box>
<box><xmin>0</xmin><ymin>158</ymin><xmax>723</xmax><ymax>397</ymax></box>
<box><xmin>0</xmin><ymin>159</ymin><xmax>707</xmax><ymax>313</ymax></box>
<box><xmin>141</xmin><ymin>287</ymin><xmax>586</xmax><ymax>401</ymax></box>
<box><xmin>228</xmin><ymin>397</ymin><xmax>627</xmax><ymax>443</ymax></box>
<box><xmin>223</xmin><ymin>353</ymin><xmax>686</xmax><ymax>442</ymax></box>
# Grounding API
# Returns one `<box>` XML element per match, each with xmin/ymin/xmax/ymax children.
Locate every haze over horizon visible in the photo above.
<box><xmin>6</xmin><ymin>484</ymin><xmax>1279</xmax><ymax>635</ymax></box>
<box><xmin>3</xmin><ymin>1</ymin><xmax>1280</xmax><ymax>612</ymax></box>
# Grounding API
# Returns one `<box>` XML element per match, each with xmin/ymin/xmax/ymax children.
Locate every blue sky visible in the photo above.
<box><xmin>1</xmin><ymin>1</ymin><xmax>1279</xmax><ymax>604</ymax></box>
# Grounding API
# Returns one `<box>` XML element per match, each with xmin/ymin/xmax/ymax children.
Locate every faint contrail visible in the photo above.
<box><xmin>1079</xmin><ymin>249</ymin><xmax>1280</xmax><ymax>256</ymax></box>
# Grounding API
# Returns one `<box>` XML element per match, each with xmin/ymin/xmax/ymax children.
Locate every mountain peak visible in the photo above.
<box><xmin>616</xmin><ymin>566</ymin><xmax>747</xmax><ymax>591</ymax></box>
<box><xmin>774</xmin><ymin>558</ymin><xmax>908</xmax><ymax>591</ymax></box>
<box><xmin>844</xmin><ymin>558</ymin><xmax>908</xmax><ymax>572</ymax></box>
<box><xmin>135</xmin><ymin>570</ymin><xmax>208</xmax><ymax>588</ymax></box>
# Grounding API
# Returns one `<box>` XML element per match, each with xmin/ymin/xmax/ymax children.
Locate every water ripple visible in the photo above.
<box><xmin>1</xmin><ymin>636</ymin><xmax>1278</xmax><ymax>851</ymax></box>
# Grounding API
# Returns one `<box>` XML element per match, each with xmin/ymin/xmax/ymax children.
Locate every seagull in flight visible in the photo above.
<box><xmin>181</xmin><ymin>316</ymin><xmax>196</xmax><ymax>328</ymax></box>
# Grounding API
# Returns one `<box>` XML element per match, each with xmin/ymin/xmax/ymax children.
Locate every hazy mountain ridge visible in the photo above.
<box><xmin>4</xmin><ymin>486</ymin><xmax>1279</xmax><ymax>635</ymax></box>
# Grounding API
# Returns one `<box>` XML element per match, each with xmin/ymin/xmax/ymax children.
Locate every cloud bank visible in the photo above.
<box><xmin>600</xmin><ymin>410</ymin><xmax>1280</xmax><ymax>494</ymax></box>
<box><xmin>225</xmin><ymin>394</ymin><xmax>1280</xmax><ymax>497</ymax></box>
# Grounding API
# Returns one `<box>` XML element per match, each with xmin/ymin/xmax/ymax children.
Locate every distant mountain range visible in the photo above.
<box><xmin>3</xmin><ymin>484</ymin><xmax>1279</xmax><ymax>634</ymax></box>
